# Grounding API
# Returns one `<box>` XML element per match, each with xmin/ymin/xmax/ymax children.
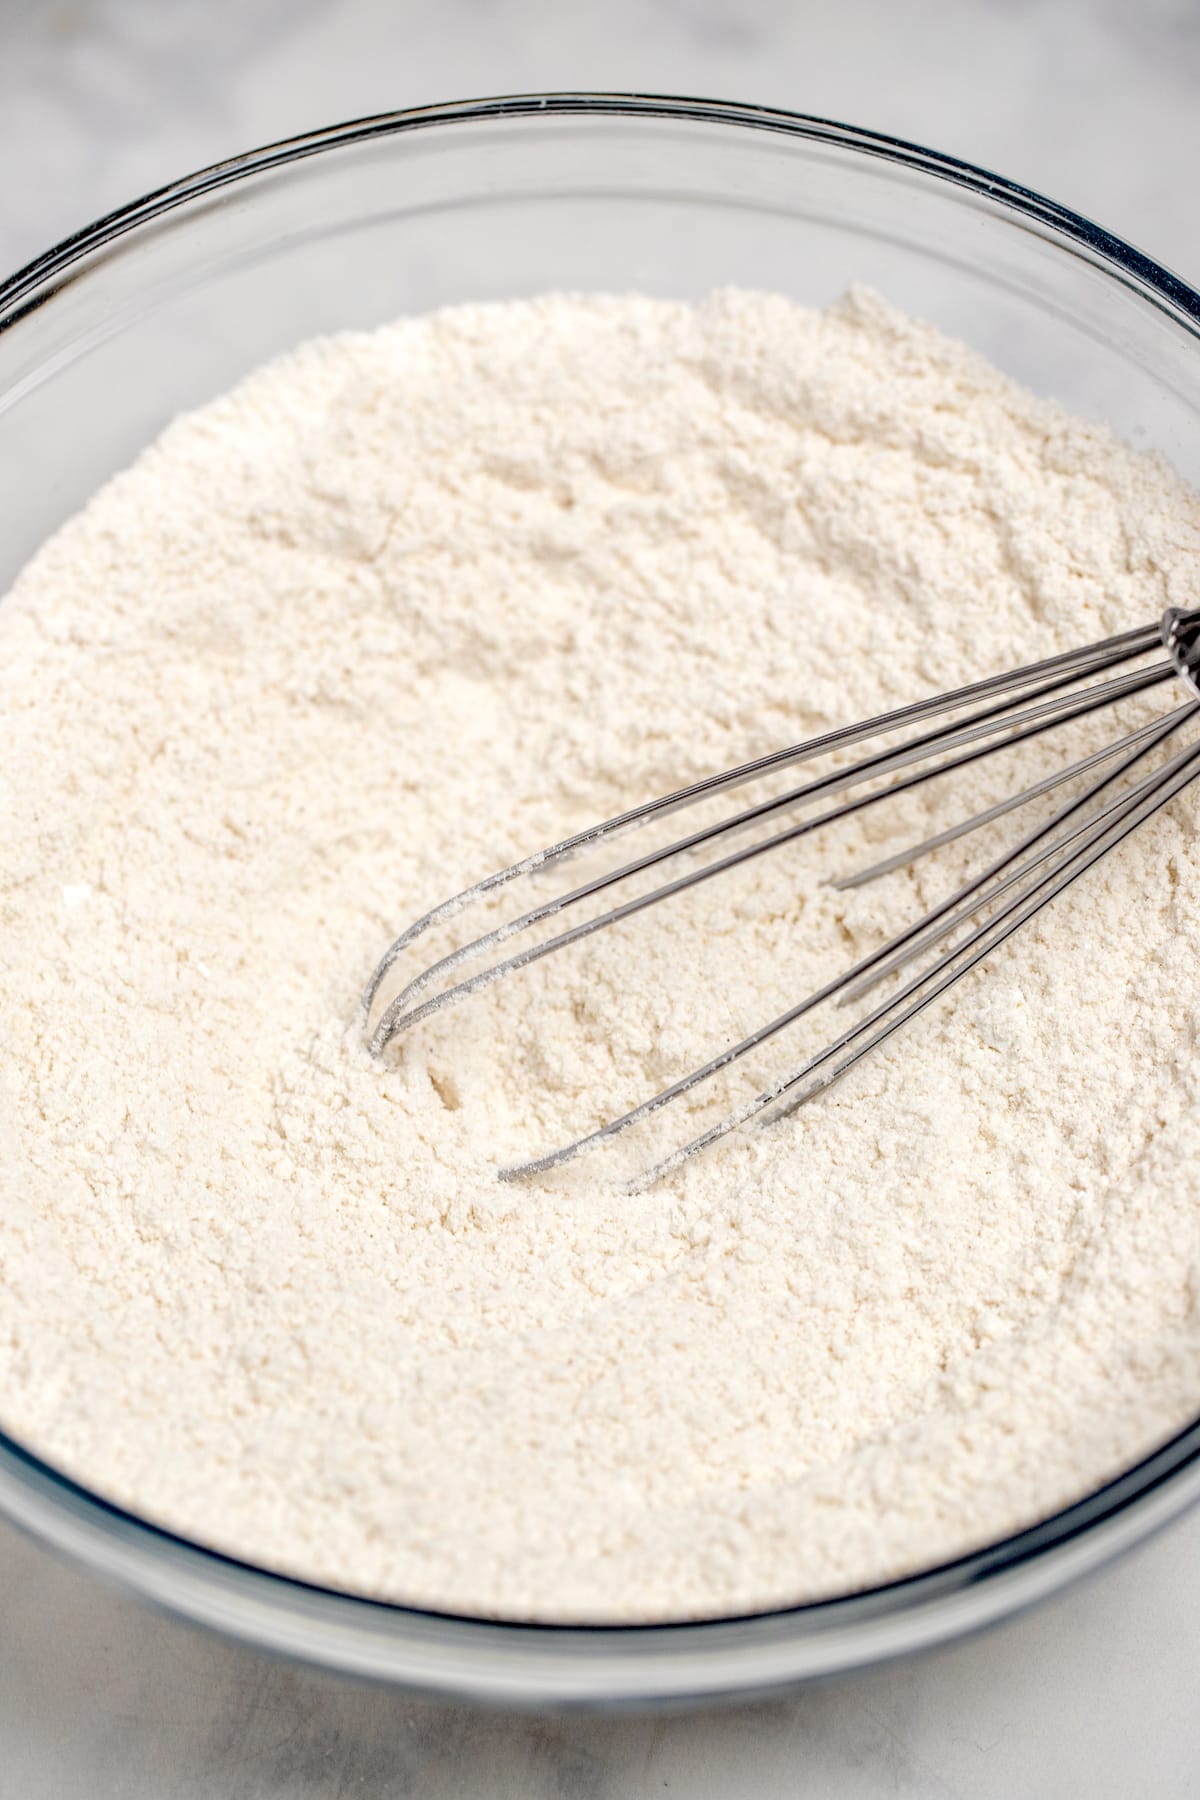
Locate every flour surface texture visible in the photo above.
<box><xmin>2</xmin><ymin>288</ymin><xmax>1200</xmax><ymax>1622</ymax></box>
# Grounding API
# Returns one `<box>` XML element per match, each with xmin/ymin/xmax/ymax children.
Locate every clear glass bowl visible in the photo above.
<box><xmin>2</xmin><ymin>92</ymin><xmax>1199</xmax><ymax>1710</ymax></box>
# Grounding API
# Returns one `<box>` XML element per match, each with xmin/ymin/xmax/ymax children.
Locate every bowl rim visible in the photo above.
<box><xmin>4</xmin><ymin>89</ymin><xmax>1200</xmax><ymax>329</ymax></box>
<box><xmin>2</xmin><ymin>89</ymin><xmax>1200</xmax><ymax>1704</ymax></box>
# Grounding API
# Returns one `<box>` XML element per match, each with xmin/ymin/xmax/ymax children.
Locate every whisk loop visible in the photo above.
<box><xmin>364</xmin><ymin>608</ymin><xmax>1200</xmax><ymax>1185</ymax></box>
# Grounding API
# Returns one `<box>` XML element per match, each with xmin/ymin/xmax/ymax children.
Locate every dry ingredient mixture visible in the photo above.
<box><xmin>2</xmin><ymin>287</ymin><xmax>1200</xmax><ymax>1622</ymax></box>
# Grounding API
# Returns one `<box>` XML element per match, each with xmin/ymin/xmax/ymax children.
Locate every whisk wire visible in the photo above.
<box><xmin>831</xmin><ymin>708</ymin><xmax>1185</xmax><ymax>889</ymax></box>
<box><xmin>630</xmin><ymin>733</ymin><xmax>1200</xmax><ymax>1191</ymax></box>
<box><xmin>361</xmin><ymin>620</ymin><xmax>1160</xmax><ymax>1028</ymax></box>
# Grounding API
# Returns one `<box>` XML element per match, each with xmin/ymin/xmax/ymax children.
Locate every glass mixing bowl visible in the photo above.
<box><xmin>2</xmin><ymin>92</ymin><xmax>1199</xmax><ymax>1710</ymax></box>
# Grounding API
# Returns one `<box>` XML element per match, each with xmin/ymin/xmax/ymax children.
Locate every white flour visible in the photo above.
<box><xmin>2</xmin><ymin>287</ymin><xmax>1200</xmax><ymax>1622</ymax></box>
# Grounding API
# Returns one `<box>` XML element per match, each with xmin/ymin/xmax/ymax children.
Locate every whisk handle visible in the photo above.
<box><xmin>1161</xmin><ymin>608</ymin><xmax>1200</xmax><ymax>697</ymax></box>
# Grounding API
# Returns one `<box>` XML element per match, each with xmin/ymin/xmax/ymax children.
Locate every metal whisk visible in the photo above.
<box><xmin>363</xmin><ymin>607</ymin><xmax>1200</xmax><ymax>1187</ymax></box>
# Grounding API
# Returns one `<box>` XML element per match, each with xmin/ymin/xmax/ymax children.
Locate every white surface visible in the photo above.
<box><xmin>2</xmin><ymin>0</ymin><xmax>1199</xmax><ymax>1793</ymax></box>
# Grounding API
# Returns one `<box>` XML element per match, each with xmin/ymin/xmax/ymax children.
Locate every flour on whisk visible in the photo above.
<box><xmin>2</xmin><ymin>287</ymin><xmax>1199</xmax><ymax>1622</ymax></box>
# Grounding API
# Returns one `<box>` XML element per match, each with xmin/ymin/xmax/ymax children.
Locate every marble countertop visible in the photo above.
<box><xmin>3</xmin><ymin>2</ymin><xmax>1200</xmax><ymax>1794</ymax></box>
